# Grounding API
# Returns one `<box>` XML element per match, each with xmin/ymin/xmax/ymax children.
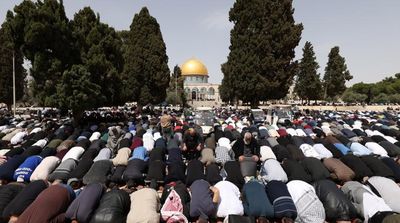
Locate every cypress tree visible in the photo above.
<box><xmin>294</xmin><ymin>41</ymin><xmax>322</xmax><ymax>102</ymax></box>
<box><xmin>71</xmin><ymin>7</ymin><xmax>124</xmax><ymax>106</ymax></box>
<box><xmin>122</xmin><ymin>7</ymin><xmax>170</xmax><ymax>107</ymax></box>
<box><xmin>323</xmin><ymin>46</ymin><xmax>352</xmax><ymax>100</ymax></box>
<box><xmin>10</xmin><ymin>0</ymin><xmax>79</xmax><ymax>106</ymax></box>
<box><xmin>221</xmin><ymin>0</ymin><xmax>303</xmax><ymax>107</ymax></box>
<box><xmin>166</xmin><ymin>65</ymin><xmax>185</xmax><ymax>106</ymax></box>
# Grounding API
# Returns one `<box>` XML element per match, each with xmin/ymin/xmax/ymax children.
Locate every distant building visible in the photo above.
<box><xmin>181</xmin><ymin>58</ymin><xmax>221</xmax><ymax>107</ymax></box>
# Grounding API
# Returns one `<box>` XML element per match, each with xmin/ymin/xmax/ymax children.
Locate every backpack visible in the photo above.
<box><xmin>161</xmin><ymin>188</ymin><xmax>188</xmax><ymax>223</ymax></box>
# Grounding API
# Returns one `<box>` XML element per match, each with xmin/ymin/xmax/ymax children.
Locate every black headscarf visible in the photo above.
<box><xmin>185</xmin><ymin>159</ymin><xmax>205</xmax><ymax>187</ymax></box>
<box><xmin>145</xmin><ymin>160</ymin><xmax>166</xmax><ymax>182</ymax></box>
<box><xmin>205</xmin><ymin>163</ymin><xmax>222</xmax><ymax>185</ymax></box>
<box><xmin>224</xmin><ymin>161</ymin><xmax>245</xmax><ymax>190</ymax></box>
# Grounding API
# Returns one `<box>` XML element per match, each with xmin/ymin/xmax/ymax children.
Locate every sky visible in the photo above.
<box><xmin>1</xmin><ymin>0</ymin><xmax>400</xmax><ymax>86</ymax></box>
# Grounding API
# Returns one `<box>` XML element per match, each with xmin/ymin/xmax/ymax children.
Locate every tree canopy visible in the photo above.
<box><xmin>323</xmin><ymin>46</ymin><xmax>352</xmax><ymax>100</ymax></box>
<box><xmin>122</xmin><ymin>7</ymin><xmax>170</xmax><ymax>107</ymax></box>
<box><xmin>166</xmin><ymin>65</ymin><xmax>185</xmax><ymax>106</ymax></box>
<box><xmin>11</xmin><ymin>0</ymin><xmax>79</xmax><ymax>106</ymax></box>
<box><xmin>294</xmin><ymin>41</ymin><xmax>322</xmax><ymax>101</ymax></box>
<box><xmin>3</xmin><ymin>1</ymin><xmax>128</xmax><ymax>122</ymax></box>
<box><xmin>344</xmin><ymin>73</ymin><xmax>400</xmax><ymax>104</ymax></box>
<box><xmin>220</xmin><ymin>0</ymin><xmax>303</xmax><ymax>107</ymax></box>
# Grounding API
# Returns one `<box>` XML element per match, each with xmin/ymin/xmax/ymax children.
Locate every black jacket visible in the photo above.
<box><xmin>232</xmin><ymin>138</ymin><xmax>260</xmax><ymax>160</ymax></box>
<box><xmin>313</xmin><ymin>179</ymin><xmax>357</xmax><ymax>222</ymax></box>
<box><xmin>89</xmin><ymin>189</ymin><xmax>131</xmax><ymax>223</ymax></box>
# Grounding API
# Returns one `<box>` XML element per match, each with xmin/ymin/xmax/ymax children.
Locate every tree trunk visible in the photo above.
<box><xmin>136</xmin><ymin>104</ymin><xmax>143</xmax><ymax>113</ymax></box>
<box><xmin>72</xmin><ymin>110</ymin><xmax>83</xmax><ymax>127</ymax></box>
<box><xmin>250</xmin><ymin>100</ymin><xmax>259</xmax><ymax>109</ymax></box>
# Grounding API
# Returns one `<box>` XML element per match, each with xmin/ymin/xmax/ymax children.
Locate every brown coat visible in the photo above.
<box><xmin>323</xmin><ymin>158</ymin><xmax>355</xmax><ymax>182</ymax></box>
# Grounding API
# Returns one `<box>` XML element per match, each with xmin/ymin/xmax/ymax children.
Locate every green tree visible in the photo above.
<box><xmin>0</xmin><ymin>24</ymin><xmax>26</xmax><ymax>110</ymax></box>
<box><xmin>294</xmin><ymin>41</ymin><xmax>322</xmax><ymax>102</ymax></box>
<box><xmin>10</xmin><ymin>0</ymin><xmax>79</xmax><ymax>106</ymax></box>
<box><xmin>122</xmin><ymin>7</ymin><xmax>170</xmax><ymax>107</ymax></box>
<box><xmin>341</xmin><ymin>89</ymin><xmax>367</xmax><ymax>103</ymax></box>
<box><xmin>221</xmin><ymin>0</ymin><xmax>303</xmax><ymax>107</ymax></box>
<box><xmin>323</xmin><ymin>46</ymin><xmax>352</xmax><ymax>100</ymax></box>
<box><xmin>56</xmin><ymin>65</ymin><xmax>101</xmax><ymax>123</ymax></box>
<box><xmin>219</xmin><ymin>62</ymin><xmax>236</xmax><ymax>105</ymax></box>
<box><xmin>350</xmin><ymin>82</ymin><xmax>373</xmax><ymax>104</ymax></box>
<box><xmin>166</xmin><ymin>65</ymin><xmax>185</xmax><ymax>106</ymax></box>
<box><xmin>71</xmin><ymin>7</ymin><xmax>124</xmax><ymax>106</ymax></box>
<box><xmin>372</xmin><ymin>93</ymin><xmax>389</xmax><ymax>104</ymax></box>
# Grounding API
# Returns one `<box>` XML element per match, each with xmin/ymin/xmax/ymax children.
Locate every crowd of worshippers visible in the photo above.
<box><xmin>1</xmin><ymin>109</ymin><xmax>400</xmax><ymax>223</ymax></box>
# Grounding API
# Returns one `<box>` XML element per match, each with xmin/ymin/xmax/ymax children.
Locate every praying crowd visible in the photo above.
<box><xmin>1</xmin><ymin>108</ymin><xmax>400</xmax><ymax>223</ymax></box>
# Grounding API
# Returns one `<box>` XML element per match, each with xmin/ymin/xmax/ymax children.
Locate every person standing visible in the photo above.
<box><xmin>182</xmin><ymin>128</ymin><xmax>203</xmax><ymax>161</ymax></box>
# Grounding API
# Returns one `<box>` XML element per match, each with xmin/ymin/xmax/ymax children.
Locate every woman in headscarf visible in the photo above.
<box><xmin>205</xmin><ymin>163</ymin><xmax>222</xmax><ymax>186</ymax></box>
<box><xmin>224</xmin><ymin>161</ymin><xmax>245</xmax><ymax>190</ymax></box>
<box><xmin>185</xmin><ymin>159</ymin><xmax>205</xmax><ymax>187</ymax></box>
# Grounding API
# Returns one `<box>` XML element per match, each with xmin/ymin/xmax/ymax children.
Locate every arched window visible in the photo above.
<box><xmin>192</xmin><ymin>88</ymin><xmax>199</xmax><ymax>100</ymax></box>
<box><xmin>200</xmin><ymin>87</ymin><xmax>207</xmax><ymax>100</ymax></box>
<box><xmin>208</xmin><ymin>87</ymin><xmax>215</xmax><ymax>95</ymax></box>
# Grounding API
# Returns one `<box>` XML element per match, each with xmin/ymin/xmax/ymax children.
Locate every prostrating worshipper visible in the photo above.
<box><xmin>322</xmin><ymin>157</ymin><xmax>355</xmax><ymax>183</ymax></box>
<box><xmin>0</xmin><ymin>183</ymin><xmax>25</xmax><ymax>223</ymax></box>
<box><xmin>300</xmin><ymin>157</ymin><xmax>330</xmax><ymax>182</ymax></box>
<box><xmin>13</xmin><ymin>155</ymin><xmax>43</xmax><ymax>182</ymax></box>
<box><xmin>366</xmin><ymin>176</ymin><xmax>400</xmax><ymax>213</ymax></box>
<box><xmin>83</xmin><ymin>159</ymin><xmax>113</xmax><ymax>185</ymax></box>
<box><xmin>360</xmin><ymin>155</ymin><xmax>395</xmax><ymax>180</ymax></box>
<box><xmin>287</xmin><ymin>180</ymin><xmax>325</xmax><ymax>223</ymax></box>
<box><xmin>341</xmin><ymin>181</ymin><xmax>392</xmax><ymax>222</ymax></box>
<box><xmin>123</xmin><ymin>158</ymin><xmax>148</xmax><ymax>188</ymax></box>
<box><xmin>214</xmin><ymin>180</ymin><xmax>244</xmax><ymax>219</ymax></box>
<box><xmin>242</xmin><ymin>180</ymin><xmax>274</xmax><ymax>221</ymax></box>
<box><xmin>281</xmin><ymin>159</ymin><xmax>312</xmax><ymax>183</ymax></box>
<box><xmin>189</xmin><ymin>179</ymin><xmax>219</xmax><ymax>222</ymax></box>
<box><xmin>223</xmin><ymin>161</ymin><xmax>245</xmax><ymax>190</ymax></box>
<box><xmin>340</xmin><ymin>154</ymin><xmax>373</xmax><ymax>182</ymax></box>
<box><xmin>199</xmin><ymin>148</ymin><xmax>216</xmax><ymax>166</ymax></box>
<box><xmin>265</xmin><ymin>180</ymin><xmax>297</xmax><ymax>222</ymax></box>
<box><xmin>16</xmin><ymin>184</ymin><xmax>75</xmax><ymax>223</ymax></box>
<box><xmin>65</xmin><ymin>183</ymin><xmax>105</xmax><ymax>223</ymax></box>
<box><xmin>205</xmin><ymin>163</ymin><xmax>222</xmax><ymax>186</ymax></box>
<box><xmin>185</xmin><ymin>159</ymin><xmax>206</xmax><ymax>187</ymax></box>
<box><xmin>260</xmin><ymin>158</ymin><xmax>288</xmax><ymax>184</ymax></box>
<box><xmin>313</xmin><ymin>179</ymin><xmax>358</xmax><ymax>223</ymax></box>
<box><xmin>126</xmin><ymin>188</ymin><xmax>160</xmax><ymax>223</ymax></box>
<box><xmin>90</xmin><ymin>189</ymin><xmax>131</xmax><ymax>223</ymax></box>
<box><xmin>68</xmin><ymin>148</ymin><xmax>99</xmax><ymax>180</ymax></box>
<box><xmin>160</xmin><ymin>180</ymin><xmax>191</xmax><ymax>220</ymax></box>
<box><xmin>2</xmin><ymin>180</ymin><xmax>49</xmax><ymax>222</ymax></box>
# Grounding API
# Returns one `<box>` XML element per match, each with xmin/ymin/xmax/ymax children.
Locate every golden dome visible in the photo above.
<box><xmin>181</xmin><ymin>58</ymin><xmax>208</xmax><ymax>76</ymax></box>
